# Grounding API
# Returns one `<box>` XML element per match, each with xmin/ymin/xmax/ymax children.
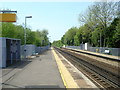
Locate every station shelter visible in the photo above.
<box><xmin>0</xmin><ymin>37</ymin><xmax>21</xmax><ymax>67</ymax></box>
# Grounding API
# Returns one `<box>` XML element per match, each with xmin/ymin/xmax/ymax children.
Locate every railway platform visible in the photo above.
<box><xmin>2</xmin><ymin>47</ymin><xmax>97</xmax><ymax>89</ymax></box>
<box><xmin>66</xmin><ymin>47</ymin><xmax>119</xmax><ymax>60</ymax></box>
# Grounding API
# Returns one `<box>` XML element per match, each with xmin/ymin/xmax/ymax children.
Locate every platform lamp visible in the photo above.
<box><xmin>24</xmin><ymin>16</ymin><xmax>32</xmax><ymax>59</ymax></box>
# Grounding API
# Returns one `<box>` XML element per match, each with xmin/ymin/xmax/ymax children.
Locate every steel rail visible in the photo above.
<box><xmin>54</xmin><ymin>47</ymin><xmax>120</xmax><ymax>89</ymax></box>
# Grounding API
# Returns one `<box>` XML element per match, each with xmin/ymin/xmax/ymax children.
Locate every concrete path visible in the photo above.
<box><xmin>2</xmin><ymin>48</ymin><xmax>64</xmax><ymax>88</ymax></box>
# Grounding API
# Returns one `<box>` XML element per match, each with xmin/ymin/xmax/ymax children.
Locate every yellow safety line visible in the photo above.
<box><xmin>52</xmin><ymin>47</ymin><xmax>79</xmax><ymax>88</ymax></box>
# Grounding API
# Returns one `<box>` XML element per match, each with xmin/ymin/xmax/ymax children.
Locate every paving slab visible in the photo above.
<box><xmin>2</xmin><ymin>48</ymin><xmax>64</xmax><ymax>88</ymax></box>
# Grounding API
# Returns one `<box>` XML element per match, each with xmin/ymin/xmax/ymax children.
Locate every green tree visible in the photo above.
<box><xmin>1</xmin><ymin>22</ymin><xmax>49</xmax><ymax>46</ymax></box>
<box><xmin>106</xmin><ymin>18</ymin><xmax>120</xmax><ymax>47</ymax></box>
<box><xmin>74</xmin><ymin>27</ymin><xmax>82</xmax><ymax>46</ymax></box>
<box><xmin>91</xmin><ymin>28</ymin><xmax>100</xmax><ymax>47</ymax></box>
<box><xmin>14</xmin><ymin>25</ymin><xmax>24</xmax><ymax>44</ymax></box>
<box><xmin>79</xmin><ymin>2</ymin><xmax>118</xmax><ymax>47</ymax></box>
<box><xmin>41</xmin><ymin>29</ymin><xmax>49</xmax><ymax>46</ymax></box>
<box><xmin>26</xmin><ymin>28</ymin><xmax>35</xmax><ymax>44</ymax></box>
<box><xmin>63</xmin><ymin>27</ymin><xmax>78</xmax><ymax>46</ymax></box>
<box><xmin>52</xmin><ymin>40</ymin><xmax>63</xmax><ymax>47</ymax></box>
<box><xmin>2</xmin><ymin>22</ymin><xmax>16</xmax><ymax>38</ymax></box>
<box><xmin>113</xmin><ymin>19</ymin><xmax>120</xmax><ymax>48</ymax></box>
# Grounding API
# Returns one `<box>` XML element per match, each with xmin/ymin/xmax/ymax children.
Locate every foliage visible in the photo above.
<box><xmin>52</xmin><ymin>1</ymin><xmax>120</xmax><ymax>48</ymax></box>
<box><xmin>52</xmin><ymin>40</ymin><xmax>63</xmax><ymax>47</ymax></box>
<box><xmin>113</xmin><ymin>19</ymin><xmax>120</xmax><ymax>48</ymax></box>
<box><xmin>91</xmin><ymin>28</ymin><xmax>100</xmax><ymax>47</ymax></box>
<box><xmin>105</xmin><ymin>18</ymin><xmax>120</xmax><ymax>47</ymax></box>
<box><xmin>62</xmin><ymin>27</ymin><xmax>78</xmax><ymax>46</ymax></box>
<box><xmin>1</xmin><ymin>22</ymin><xmax>49</xmax><ymax>46</ymax></box>
<box><xmin>79</xmin><ymin>2</ymin><xmax>118</xmax><ymax>47</ymax></box>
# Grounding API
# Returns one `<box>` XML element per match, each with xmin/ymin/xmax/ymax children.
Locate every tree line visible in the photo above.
<box><xmin>52</xmin><ymin>2</ymin><xmax>120</xmax><ymax>48</ymax></box>
<box><xmin>0</xmin><ymin>22</ymin><xmax>49</xmax><ymax>46</ymax></box>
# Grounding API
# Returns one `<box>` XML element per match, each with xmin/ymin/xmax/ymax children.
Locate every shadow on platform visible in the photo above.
<box><xmin>2</xmin><ymin>60</ymin><xmax>32</xmax><ymax>69</ymax></box>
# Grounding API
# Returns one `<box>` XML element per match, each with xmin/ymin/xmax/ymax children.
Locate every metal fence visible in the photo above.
<box><xmin>36</xmin><ymin>45</ymin><xmax>50</xmax><ymax>54</ymax></box>
<box><xmin>0</xmin><ymin>37</ymin><xmax>50</xmax><ymax>67</ymax></box>
<box><xmin>89</xmin><ymin>47</ymin><xmax>120</xmax><ymax>56</ymax></box>
<box><xmin>21</xmin><ymin>45</ymin><xmax>50</xmax><ymax>59</ymax></box>
<box><xmin>21</xmin><ymin>45</ymin><xmax>36</xmax><ymax>58</ymax></box>
<box><xmin>66</xmin><ymin>46</ymin><xmax>120</xmax><ymax>56</ymax></box>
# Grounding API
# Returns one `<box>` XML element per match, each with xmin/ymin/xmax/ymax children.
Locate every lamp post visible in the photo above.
<box><xmin>24</xmin><ymin>16</ymin><xmax>32</xmax><ymax>59</ymax></box>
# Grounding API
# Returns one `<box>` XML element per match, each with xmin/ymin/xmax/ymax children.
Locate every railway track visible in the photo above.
<box><xmin>54</xmin><ymin>47</ymin><xmax>120</xmax><ymax>89</ymax></box>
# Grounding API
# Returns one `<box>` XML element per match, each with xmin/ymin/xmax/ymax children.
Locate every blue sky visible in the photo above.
<box><xmin>0</xmin><ymin>2</ymin><xmax>93</xmax><ymax>42</ymax></box>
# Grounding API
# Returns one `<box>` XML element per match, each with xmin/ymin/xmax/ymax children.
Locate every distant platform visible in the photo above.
<box><xmin>66</xmin><ymin>47</ymin><xmax>120</xmax><ymax>61</ymax></box>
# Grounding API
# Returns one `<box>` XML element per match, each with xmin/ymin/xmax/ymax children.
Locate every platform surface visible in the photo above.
<box><xmin>2</xmin><ymin>48</ymin><xmax>65</xmax><ymax>88</ymax></box>
<box><xmin>67</xmin><ymin>48</ymin><xmax>120</xmax><ymax>60</ymax></box>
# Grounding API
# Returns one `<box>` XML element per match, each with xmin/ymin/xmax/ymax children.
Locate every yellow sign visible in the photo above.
<box><xmin>0</xmin><ymin>13</ymin><xmax>16</xmax><ymax>22</ymax></box>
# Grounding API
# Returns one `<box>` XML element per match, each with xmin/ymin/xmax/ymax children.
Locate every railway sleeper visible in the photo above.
<box><xmin>55</xmin><ymin>48</ymin><xmax>120</xmax><ymax>88</ymax></box>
